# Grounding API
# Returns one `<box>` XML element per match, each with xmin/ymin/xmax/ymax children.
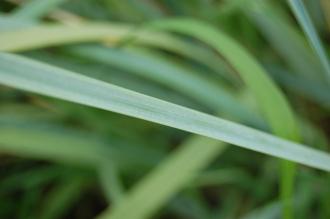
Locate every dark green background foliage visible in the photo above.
<box><xmin>0</xmin><ymin>0</ymin><xmax>330</xmax><ymax>219</ymax></box>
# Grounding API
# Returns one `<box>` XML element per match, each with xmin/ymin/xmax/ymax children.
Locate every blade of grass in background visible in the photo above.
<box><xmin>287</xmin><ymin>0</ymin><xmax>330</xmax><ymax>85</ymax></box>
<box><xmin>12</xmin><ymin>0</ymin><xmax>67</xmax><ymax>19</ymax></box>
<box><xmin>0</xmin><ymin>124</ymin><xmax>107</xmax><ymax>166</ymax></box>
<box><xmin>0</xmin><ymin>19</ymin><xmax>236</xmax><ymax>84</ymax></box>
<box><xmin>265</xmin><ymin>65</ymin><xmax>330</xmax><ymax>110</ymax></box>
<box><xmin>39</xmin><ymin>175</ymin><xmax>87</xmax><ymax>219</ymax></box>
<box><xmin>243</xmin><ymin>0</ymin><xmax>324</xmax><ymax>82</ymax></box>
<box><xmin>0</xmin><ymin>52</ymin><xmax>329</xmax><ymax>170</ymax></box>
<box><xmin>98</xmin><ymin>160</ymin><xmax>124</xmax><ymax>204</ymax></box>
<box><xmin>321</xmin><ymin>0</ymin><xmax>330</xmax><ymax>29</ymax></box>
<box><xmin>0</xmin><ymin>120</ymin><xmax>162</xmax><ymax>206</ymax></box>
<box><xmin>150</xmin><ymin>18</ymin><xmax>301</xmax><ymax>219</ymax></box>
<box><xmin>0</xmin><ymin>121</ymin><xmax>160</xmax><ymax>171</ymax></box>
<box><xmin>97</xmin><ymin>137</ymin><xmax>226</xmax><ymax>219</ymax></box>
<box><xmin>235</xmin><ymin>0</ymin><xmax>330</xmax><ymax>109</ymax></box>
<box><xmin>24</xmin><ymin>50</ymin><xmax>207</xmax><ymax>113</ymax></box>
<box><xmin>0</xmin><ymin>166</ymin><xmax>71</xmax><ymax>196</ymax></box>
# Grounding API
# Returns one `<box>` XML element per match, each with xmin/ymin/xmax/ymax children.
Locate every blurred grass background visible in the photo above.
<box><xmin>0</xmin><ymin>0</ymin><xmax>330</xmax><ymax>219</ymax></box>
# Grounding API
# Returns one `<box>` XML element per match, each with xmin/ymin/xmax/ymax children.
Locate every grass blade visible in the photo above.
<box><xmin>98</xmin><ymin>160</ymin><xmax>124</xmax><ymax>204</ymax></box>
<box><xmin>0</xmin><ymin>21</ymin><xmax>236</xmax><ymax>84</ymax></box>
<box><xmin>97</xmin><ymin>136</ymin><xmax>226</xmax><ymax>219</ymax></box>
<box><xmin>39</xmin><ymin>175</ymin><xmax>87</xmax><ymax>219</ymax></box>
<box><xmin>0</xmin><ymin>121</ymin><xmax>158</xmax><ymax>171</ymax></box>
<box><xmin>287</xmin><ymin>0</ymin><xmax>330</xmax><ymax>84</ymax></box>
<box><xmin>0</xmin><ymin>52</ymin><xmax>329</xmax><ymax>170</ymax></box>
<box><xmin>244</xmin><ymin>0</ymin><xmax>324</xmax><ymax>82</ymax></box>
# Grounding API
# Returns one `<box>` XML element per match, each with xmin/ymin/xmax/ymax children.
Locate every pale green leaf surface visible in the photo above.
<box><xmin>0</xmin><ymin>53</ymin><xmax>329</xmax><ymax>170</ymax></box>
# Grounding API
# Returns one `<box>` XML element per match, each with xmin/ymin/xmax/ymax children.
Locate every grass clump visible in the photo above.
<box><xmin>0</xmin><ymin>0</ymin><xmax>329</xmax><ymax>219</ymax></box>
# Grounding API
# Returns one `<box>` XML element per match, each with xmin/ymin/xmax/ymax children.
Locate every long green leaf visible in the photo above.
<box><xmin>0</xmin><ymin>53</ymin><xmax>328</xmax><ymax>170</ymax></box>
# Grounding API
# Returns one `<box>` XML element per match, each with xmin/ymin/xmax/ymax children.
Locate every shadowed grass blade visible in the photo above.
<box><xmin>287</xmin><ymin>0</ymin><xmax>330</xmax><ymax>84</ymax></box>
<box><xmin>244</xmin><ymin>0</ymin><xmax>324</xmax><ymax>82</ymax></box>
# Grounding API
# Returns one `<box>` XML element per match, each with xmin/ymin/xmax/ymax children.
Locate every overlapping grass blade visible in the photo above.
<box><xmin>67</xmin><ymin>45</ymin><xmax>261</xmax><ymax>125</ymax></box>
<box><xmin>287</xmin><ymin>0</ymin><xmax>330</xmax><ymax>84</ymax></box>
<box><xmin>244</xmin><ymin>0</ymin><xmax>324</xmax><ymax>81</ymax></box>
<box><xmin>0</xmin><ymin>166</ymin><xmax>70</xmax><ymax>193</ymax></box>
<box><xmin>26</xmin><ymin>50</ymin><xmax>205</xmax><ymax>112</ymax></box>
<box><xmin>0</xmin><ymin>20</ymin><xmax>235</xmax><ymax>84</ymax></box>
<box><xmin>149</xmin><ymin>18</ymin><xmax>300</xmax><ymax>219</ymax></box>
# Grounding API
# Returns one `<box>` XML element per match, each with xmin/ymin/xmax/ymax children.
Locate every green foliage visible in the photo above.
<box><xmin>0</xmin><ymin>0</ymin><xmax>329</xmax><ymax>219</ymax></box>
